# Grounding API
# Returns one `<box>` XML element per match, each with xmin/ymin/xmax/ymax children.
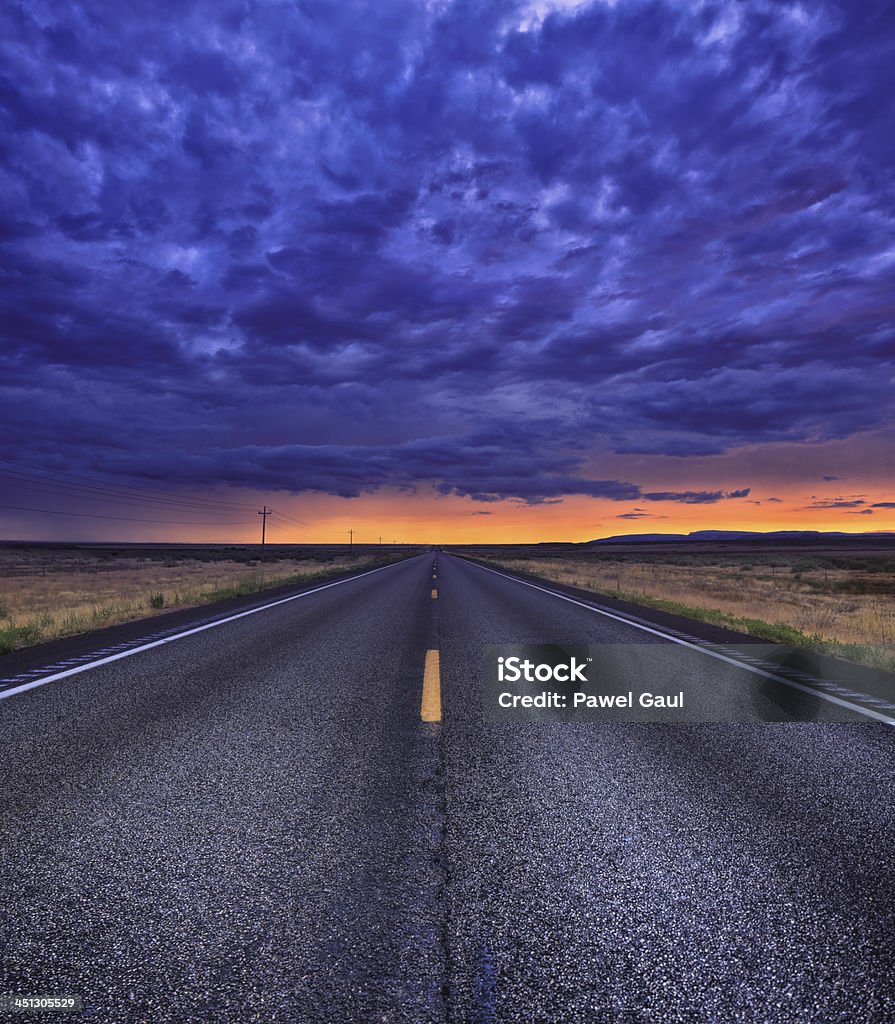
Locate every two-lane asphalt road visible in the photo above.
<box><xmin>1</xmin><ymin>552</ymin><xmax>893</xmax><ymax>1022</ymax></box>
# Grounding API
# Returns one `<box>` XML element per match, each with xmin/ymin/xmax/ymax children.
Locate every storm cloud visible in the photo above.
<box><xmin>2</xmin><ymin>0</ymin><xmax>893</xmax><ymax>505</ymax></box>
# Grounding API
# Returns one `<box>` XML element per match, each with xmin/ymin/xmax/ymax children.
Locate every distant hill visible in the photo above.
<box><xmin>589</xmin><ymin>530</ymin><xmax>894</xmax><ymax>544</ymax></box>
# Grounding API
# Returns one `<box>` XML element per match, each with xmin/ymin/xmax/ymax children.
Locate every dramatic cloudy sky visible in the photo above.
<box><xmin>1</xmin><ymin>0</ymin><xmax>893</xmax><ymax>541</ymax></box>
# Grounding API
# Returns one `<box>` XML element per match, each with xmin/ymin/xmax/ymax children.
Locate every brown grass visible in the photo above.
<box><xmin>494</xmin><ymin>557</ymin><xmax>895</xmax><ymax>646</ymax></box>
<box><xmin>0</xmin><ymin>545</ymin><xmax>413</xmax><ymax>653</ymax></box>
<box><xmin>452</xmin><ymin>544</ymin><xmax>895</xmax><ymax>673</ymax></box>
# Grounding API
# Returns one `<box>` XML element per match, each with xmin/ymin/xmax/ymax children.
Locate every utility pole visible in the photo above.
<box><xmin>258</xmin><ymin>506</ymin><xmax>271</xmax><ymax>564</ymax></box>
<box><xmin>349</xmin><ymin>528</ymin><xmax>354</xmax><ymax>551</ymax></box>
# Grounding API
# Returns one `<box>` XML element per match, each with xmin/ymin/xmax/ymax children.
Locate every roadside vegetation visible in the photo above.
<box><xmin>454</xmin><ymin>544</ymin><xmax>895</xmax><ymax>675</ymax></box>
<box><xmin>0</xmin><ymin>544</ymin><xmax>418</xmax><ymax>654</ymax></box>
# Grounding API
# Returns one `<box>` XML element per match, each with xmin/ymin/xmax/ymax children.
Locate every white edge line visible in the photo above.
<box><xmin>0</xmin><ymin>558</ymin><xmax>412</xmax><ymax>702</ymax></box>
<box><xmin>461</xmin><ymin>557</ymin><xmax>895</xmax><ymax>726</ymax></box>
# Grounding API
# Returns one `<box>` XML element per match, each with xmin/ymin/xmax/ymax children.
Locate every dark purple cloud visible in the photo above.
<box><xmin>616</xmin><ymin>509</ymin><xmax>668</xmax><ymax>521</ymax></box>
<box><xmin>642</xmin><ymin>489</ymin><xmax>751</xmax><ymax>505</ymax></box>
<box><xmin>802</xmin><ymin>498</ymin><xmax>867</xmax><ymax>509</ymax></box>
<box><xmin>1</xmin><ymin>0</ymin><xmax>893</xmax><ymax>507</ymax></box>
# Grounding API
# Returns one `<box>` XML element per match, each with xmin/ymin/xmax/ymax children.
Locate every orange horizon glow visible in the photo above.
<box><xmin>2</xmin><ymin>432</ymin><xmax>893</xmax><ymax>545</ymax></box>
<box><xmin>3</xmin><ymin>486</ymin><xmax>894</xmax><ymax>546</ymax></box>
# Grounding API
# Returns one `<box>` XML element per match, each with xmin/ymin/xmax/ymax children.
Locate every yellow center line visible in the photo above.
<box><xmin>431</xmin><ymin>589</ymin><xmax>437</xmax><ymax>599</ymax></box>
<box><xmin>421</xmin><ymin>649</ymin><xmax>442</xmax><ymax>722</ymax></box>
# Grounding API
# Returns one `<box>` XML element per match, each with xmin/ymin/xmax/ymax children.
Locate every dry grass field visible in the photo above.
<box><xmin>453</xmin><ymin>542</ymin><xmax>895</xmax><ymax>674</ymax></box>
<box><xmin>0</xmin><ymin>543</ymin><xmax>415</xmax><ymax>654</ymax></box>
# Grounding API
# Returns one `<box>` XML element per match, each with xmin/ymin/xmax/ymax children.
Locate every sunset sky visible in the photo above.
<box><xmin>1</xmin><ymin>0</ymin><xmax>893</xmax><ymax>543</ymax></box>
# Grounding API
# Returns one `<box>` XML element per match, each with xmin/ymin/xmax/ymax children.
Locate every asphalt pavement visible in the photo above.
<box><xmin>1</xmin><ymin>552</ymin><xmax>893</xmax><ymax>1022</ymax></box>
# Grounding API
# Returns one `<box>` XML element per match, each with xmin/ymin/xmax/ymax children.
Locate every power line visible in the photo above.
<box><xmin>267</xmin><ymin>508</ymin><xmax>320</xmax><ymax>529</ymax></box>
<box><xmin>267</xmin><ymin>515</ymin><xmax>341</xmax><ymax>540</ymax></box>
<box><xmin>0</xmin><ymin>469</ymin><xmax>256</xmax><ymax>514</ymax></box>
<box><xmin>0</xmin><ymin>469</ymin><xmax>258</xmax><ymax>512</ymax></box>
<box><xmin>0</xmin><ymin>460</ymin><xmax>350</xmax><ymax>536</ymax></box>
<box><xmin>269</xmin><ymin>507</ymin><xmax>344</xmax><ymax>533</ymax></box>
<box><xmin>0</xmin><ymin>470</ymin><xmax>253</xmax><ymax>519</ymax></box>
<box><xmin>0</xmin><ymin>503</ymin><xmax>252</xmax><ymax>525</ymax></box>
<box><xmin>269</xmin><ymin>510</ymin><xmax>345</xmax><ymax>537</ymax></box>
<box><xmin>0</xmin><ymin>459</ymin><xmax>259</xmax><ymax>512</ymax></box>
<box><xmin>268</xmin><ymin>513</ymin><xmax>307</xmax><ymax>531</ymax></box>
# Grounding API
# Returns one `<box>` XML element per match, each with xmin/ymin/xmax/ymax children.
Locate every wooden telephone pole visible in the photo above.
<box><xmin>258</xmin><ymin>506</ymin><xmax>271</xmax><ymax>563</ymax></box>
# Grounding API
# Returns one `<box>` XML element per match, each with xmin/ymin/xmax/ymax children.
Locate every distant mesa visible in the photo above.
<box><xmin>589</xmin><ymin>530</ymin><xmax>894</xmax><ymax>544</ymax></box>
